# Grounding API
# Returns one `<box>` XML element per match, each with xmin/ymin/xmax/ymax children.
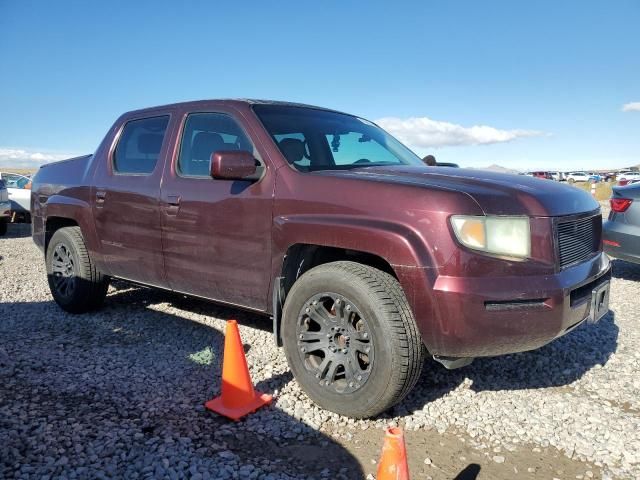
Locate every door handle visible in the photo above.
<box><xmin>95</xmin><ymin>190</ymin><xmax>106</xmax><ymax>207</ymax></box>
<box><xmin>165</xmin><ymin>195</ymin><xmax>181</xmax><ymax>215</ymax></box>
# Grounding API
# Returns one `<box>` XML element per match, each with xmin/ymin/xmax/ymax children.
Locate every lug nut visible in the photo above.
<box><xmin>342</xmin><ymin>348</ymin><xmax>348</xmax><ymax>354</ymax></box>
<box><xmin>301</xmin><ymin>347</ymin><xmax>306</xmax><ymax>353</ymax></box>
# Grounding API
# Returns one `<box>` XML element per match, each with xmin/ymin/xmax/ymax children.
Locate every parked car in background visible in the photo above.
<box><xmin>31</xmin><ymin>99</ymin><xmax>611</xmax><ymax>418</ymax></box>
<box><xmin>550</xmin><ymin>171</ymin><xmax>566</xmax><ymax>182</ymax></box>
<box><xmin>0</xmin><ymin>179</ymin><xmax>9</xmax><ymax>236</ymax></box>
<box><xmin>603</xmin><ymin>182</ymin><xmax>640</xmax><ymax>265</ymax></box>
<box><xmin>616</xmin><ymin>171</ymin><xmax>640</xmax><ymax>186</ymax></box>
<box><xmin>0</xmin><ymin>172</ymin><xmax>32</xmax><ymax>221</ymax></box>
<box><xmin>566</xmin><ymin>172</ymin><xmax>591</xmax><ymax>183</ymax></box>
<box><xmin>525</xmin><ymin>171</ymin><xmax>553</xmax><ymax>180</ymax></box>
<box><xmin>587</xmin><ymin>172</ymin><xmax>602</xmax><ymax>183</ymax></box>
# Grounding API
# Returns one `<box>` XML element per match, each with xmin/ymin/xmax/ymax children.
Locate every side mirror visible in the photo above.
<box><xmin>210</xmin><ymin>151</ymin><xmax>258</xmax><ymax>180</ymax></box>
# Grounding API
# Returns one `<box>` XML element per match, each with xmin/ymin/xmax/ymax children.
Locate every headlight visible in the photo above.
<box><xmin>450</xmin><ymin>215</ymin><xmax>531</xmax><ymax>258</ymax></box>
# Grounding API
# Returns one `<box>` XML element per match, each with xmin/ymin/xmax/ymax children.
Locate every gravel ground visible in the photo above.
<box><xmin>1</xmin><ymin>222</ymin><xmax>639</xmax><ymax>479</ymax></box>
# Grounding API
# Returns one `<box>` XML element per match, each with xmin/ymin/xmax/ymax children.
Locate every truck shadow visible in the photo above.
<box><xmin>0</xmin><ymin>285</ymin><xmax>365</xmax><ymax>479</ymax></box>
<box><xmin>611</xmin><ymin>259</ymin><xmax>640</xmax><ymax>281</ymax></box>
<box><xmin>107</xmin><ymin>281</ymin><xmax>619</xmax><ymax>412</ymax></box>
<box><xmin>107</xmin><ymin>282</ymin><xmax>619</xmax><ymax>419</ymax></box>
<box><xmin>1</xmin><ymin>222</ymin><xmax>31</xmax><ymax>239</ymax></box>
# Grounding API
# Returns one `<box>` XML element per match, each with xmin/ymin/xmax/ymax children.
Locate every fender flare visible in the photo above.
<box><xmin>270</xmin><ymin>214</ymin><xmax>441</xmax><ymax>346</ymax></box>
<box><xmin>43</xmin><ymin>195</ymin><xmax>100</xmax><ymax>257</ymax></box>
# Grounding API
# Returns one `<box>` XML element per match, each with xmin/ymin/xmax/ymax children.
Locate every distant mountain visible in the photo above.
<box><xmin>481</xmin><ymin>164</ymin><xmax>521</xmax><ymax>174</ymax></box>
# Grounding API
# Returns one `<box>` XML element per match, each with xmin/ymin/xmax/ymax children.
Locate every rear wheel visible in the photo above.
<box><xmin>0</xmin><ymin>219</ymin><xmax>7</xmax><ymax>236</ymax></box>
<box><xmin>282</xmin><ymin>261</ymin><xmax>425</xmax><ymax>418</ymax></box>
<box><xmin>46</xmin><ymin>226</ymin><xmax>109</xmax><ymax>313</ymax></box>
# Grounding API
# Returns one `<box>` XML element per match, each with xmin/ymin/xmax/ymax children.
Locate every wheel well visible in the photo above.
<box><xmin>45</xmin><ymin>217</ymin><xmax>78</xmax><ymax>251</ymax></box>
<box><xmin>278</xmin><ymin>244</ymin><xmax>397</xmax><ymax>305</ymax></box>
<box><xmin>272</xmin><ymin>244</ymin><xmax>399</xmax><ymax>346</ymax></box>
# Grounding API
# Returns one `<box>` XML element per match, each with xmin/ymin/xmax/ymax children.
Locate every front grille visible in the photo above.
<box><xmin>556</xmin><ymin>213</ymin><xmax>601</xmax><ymax>269</ymax></box>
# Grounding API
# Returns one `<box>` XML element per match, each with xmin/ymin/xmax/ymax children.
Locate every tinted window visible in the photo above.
<box><xmin>253</xmin><ymin>105</ymin><xmax>422</xmax><ymax>172</ymax></box>
<box><xmin>113</xmin><ymin>116</ymin><xmax>169</xmax><ymax>174</ymax></box>
<box><xmin>325</xmin><ymin>131</ymin><xmax>398</xmax><ymax>166</ymax></box>
<box><xmin>273</xmin><ymin>132</ymin><xmax>310</xmax><ymax>168</ymax></box>
<box><xmin>178</xmin><ymin>113</ymin><xmax>254</xmax><ymax>177</ymax></box>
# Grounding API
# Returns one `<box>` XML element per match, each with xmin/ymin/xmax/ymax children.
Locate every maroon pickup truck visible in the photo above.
<box><xmin>31</xmin><ymin>100</ymin><xmax>611</xmax><ymax>418</ymax></box>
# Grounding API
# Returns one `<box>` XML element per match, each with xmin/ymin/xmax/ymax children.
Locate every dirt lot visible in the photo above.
<box><xmin>1</xmin><ymin>222</ymin><xmax>639</xmax><ymax>479</ymax></box>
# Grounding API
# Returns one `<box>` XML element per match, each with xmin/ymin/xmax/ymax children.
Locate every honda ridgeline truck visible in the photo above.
<box><xmin>31</xmin><ymin>100</ymin><xmax>612</xmax><ymax>418</ymax></box>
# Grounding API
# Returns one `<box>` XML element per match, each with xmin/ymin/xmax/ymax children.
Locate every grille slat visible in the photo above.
<box><xmin>556</xmin><ymin>214</ymin><xmax>601</xmax><ymax>269</ymax></box>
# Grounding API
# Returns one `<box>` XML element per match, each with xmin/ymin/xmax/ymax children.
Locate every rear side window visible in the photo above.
<box><xmin>178</xmin><ymin>113</ymin><xmax>254</xmax><ymax>177</ymax></box>
<box><xmin>113</xmin><ymin>116</ymin><xmax>170</xmax><ymax>174</ymax></box>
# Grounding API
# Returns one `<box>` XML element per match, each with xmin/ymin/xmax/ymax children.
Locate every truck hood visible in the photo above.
<box><xmin>315</xmin><ymin>166</ymin><xmax>599</xmax><ymax>217</ymax></box>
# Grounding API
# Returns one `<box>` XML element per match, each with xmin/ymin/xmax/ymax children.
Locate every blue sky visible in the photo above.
<box><xmin>0</xmin><ymin>0</ymin><xmax>638</xmax><ymax>170</ymax></box>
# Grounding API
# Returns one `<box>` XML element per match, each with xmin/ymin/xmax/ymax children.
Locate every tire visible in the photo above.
<box><xmin>281</xmin><ymin>261</ymin><xmax>425</xmax><ymax>418</ymax></box>
<box><xmin>0</xmin><ymin>219</ymin><xmax>6</xmax><ymax>236</ymax></box>
<box><xmin>46</xmin><ymin>226</ymin><xmax>109</xmax><ymax>313</ymax></box>
<box><xmin>568</xmin><ymin>178</ymin><xmax>575</xmax><ymax>184</ymax></box>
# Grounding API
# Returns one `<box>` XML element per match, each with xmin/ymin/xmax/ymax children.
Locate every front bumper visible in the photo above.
<box><xmin>603</xmin><ymin>220</ymin><xmax>640</xmax><ymax>265</ymax></box>
<box><xmin>399</xmin><ymin>252</ymin><xmax>612</xmax><ymax>358</ymax></box>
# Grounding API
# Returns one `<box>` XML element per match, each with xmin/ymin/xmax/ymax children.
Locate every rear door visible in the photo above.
<box><xmin>92</xmin><ymin>113</ymin><xmax>174</xmax><ymax>287</ymax></box>
<box><xmin>160</xmin><ymin>108</ymin><xmax>274</xmax><ymax>310</ymax></box>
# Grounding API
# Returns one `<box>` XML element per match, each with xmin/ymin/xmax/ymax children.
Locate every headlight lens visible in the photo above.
<box><xmin>450</xmin><ymin>215</ymin><xmax>531</xmax><ymax>258</ymax></box>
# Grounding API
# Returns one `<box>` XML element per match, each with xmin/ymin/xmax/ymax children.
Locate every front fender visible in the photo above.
<box><xmin>271</xmin><ymin>214</ymin><xmax>443</xmax><ymax>347</ymax></box>
<box><xmin>272</xmin><ymin>214</ymin><xmax>436</xmax><ymax>269</ymax></box>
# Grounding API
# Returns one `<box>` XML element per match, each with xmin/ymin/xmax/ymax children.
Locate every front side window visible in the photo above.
<box><xmin>178</xmin><ymin>113</ymin><xmax>254</xmax><ymax>177</ymax></box>
<box><xmin>253</xmin><ymin>105</ymin><xmax>423</xmax><ymax>172</ymax></box>
<box><xmin>113</xmin><ymin>116</ymin><xmax>169</xmax><ymax>174</ymax></box>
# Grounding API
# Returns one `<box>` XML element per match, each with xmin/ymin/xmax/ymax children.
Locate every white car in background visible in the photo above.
<box><xmin>566</xmin><ymin>172</ymin><xmax>591</xmax><ymax>183</ymax></box>
<box><xmin>617</xmin><ymin>171</ymin><xmax>640</xmax><ymax>182</ymax></box>
<box><xmin>0</xmin><ymin>172</ymin><xmax>32</xmax><ymax>220</ymax></box>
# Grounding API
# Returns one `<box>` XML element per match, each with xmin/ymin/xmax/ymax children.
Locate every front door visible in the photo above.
<box><xmin>160</xmin><ymin>110</ymin><xmax>274</xmax><ymax>311</ymax></box>
<box><xmin>92</xmin><ymin>114</ymin><xmax>172</xmax><ymax>287</ymax></box>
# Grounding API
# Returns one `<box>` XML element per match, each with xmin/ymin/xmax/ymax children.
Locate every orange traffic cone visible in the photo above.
<box><xmin>205</xmin><ymin>320</ymin><xmax>272</xmax><ymax>420</ymax></box>
<box><xmin>377</xmin><ymin>427</ymin><xmax>410</xmax><ymax>480</ymax></box>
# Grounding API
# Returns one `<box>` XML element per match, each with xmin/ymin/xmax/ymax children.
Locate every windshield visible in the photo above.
<box><xmin>253</xmin><ymin>105</ymin><xmax>423</xmax><ymax>172</ymax></box>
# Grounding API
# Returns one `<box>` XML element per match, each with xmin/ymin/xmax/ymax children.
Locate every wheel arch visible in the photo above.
<box><xmin>42</xmin><ymin>195</ymin><xmax>101</xmax><ymax>263</ymax></box>
<box><xmin>270</xmin><ymin>215</ymin><xmax>438</xmax><ymax>346</ymax></box>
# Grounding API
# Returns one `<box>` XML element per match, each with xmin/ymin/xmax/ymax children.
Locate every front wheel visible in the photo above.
<box><xmin>282</xmin><ymin>261</ymin><xmax>425</xmax><ymax>418</ymax></box>
<box><xmin>46</xmin><ymin>226</ymin><xmax>109</xmax><ymax>313</ymax></box>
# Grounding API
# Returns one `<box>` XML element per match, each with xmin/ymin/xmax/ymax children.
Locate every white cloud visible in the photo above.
<box><xmin>622</xmin><ymin>102</ymin><xmax>640</xmax><ymax>112</ymax></box>
<box><xmin>0</xmin><ymin>148</ymin><xmax>77</xmax><ymax>168</ymax></box>
<box><xmin>375</xmin><ymin>116</ymin><xmax>545</xmax><ymax>149</ymax></box>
